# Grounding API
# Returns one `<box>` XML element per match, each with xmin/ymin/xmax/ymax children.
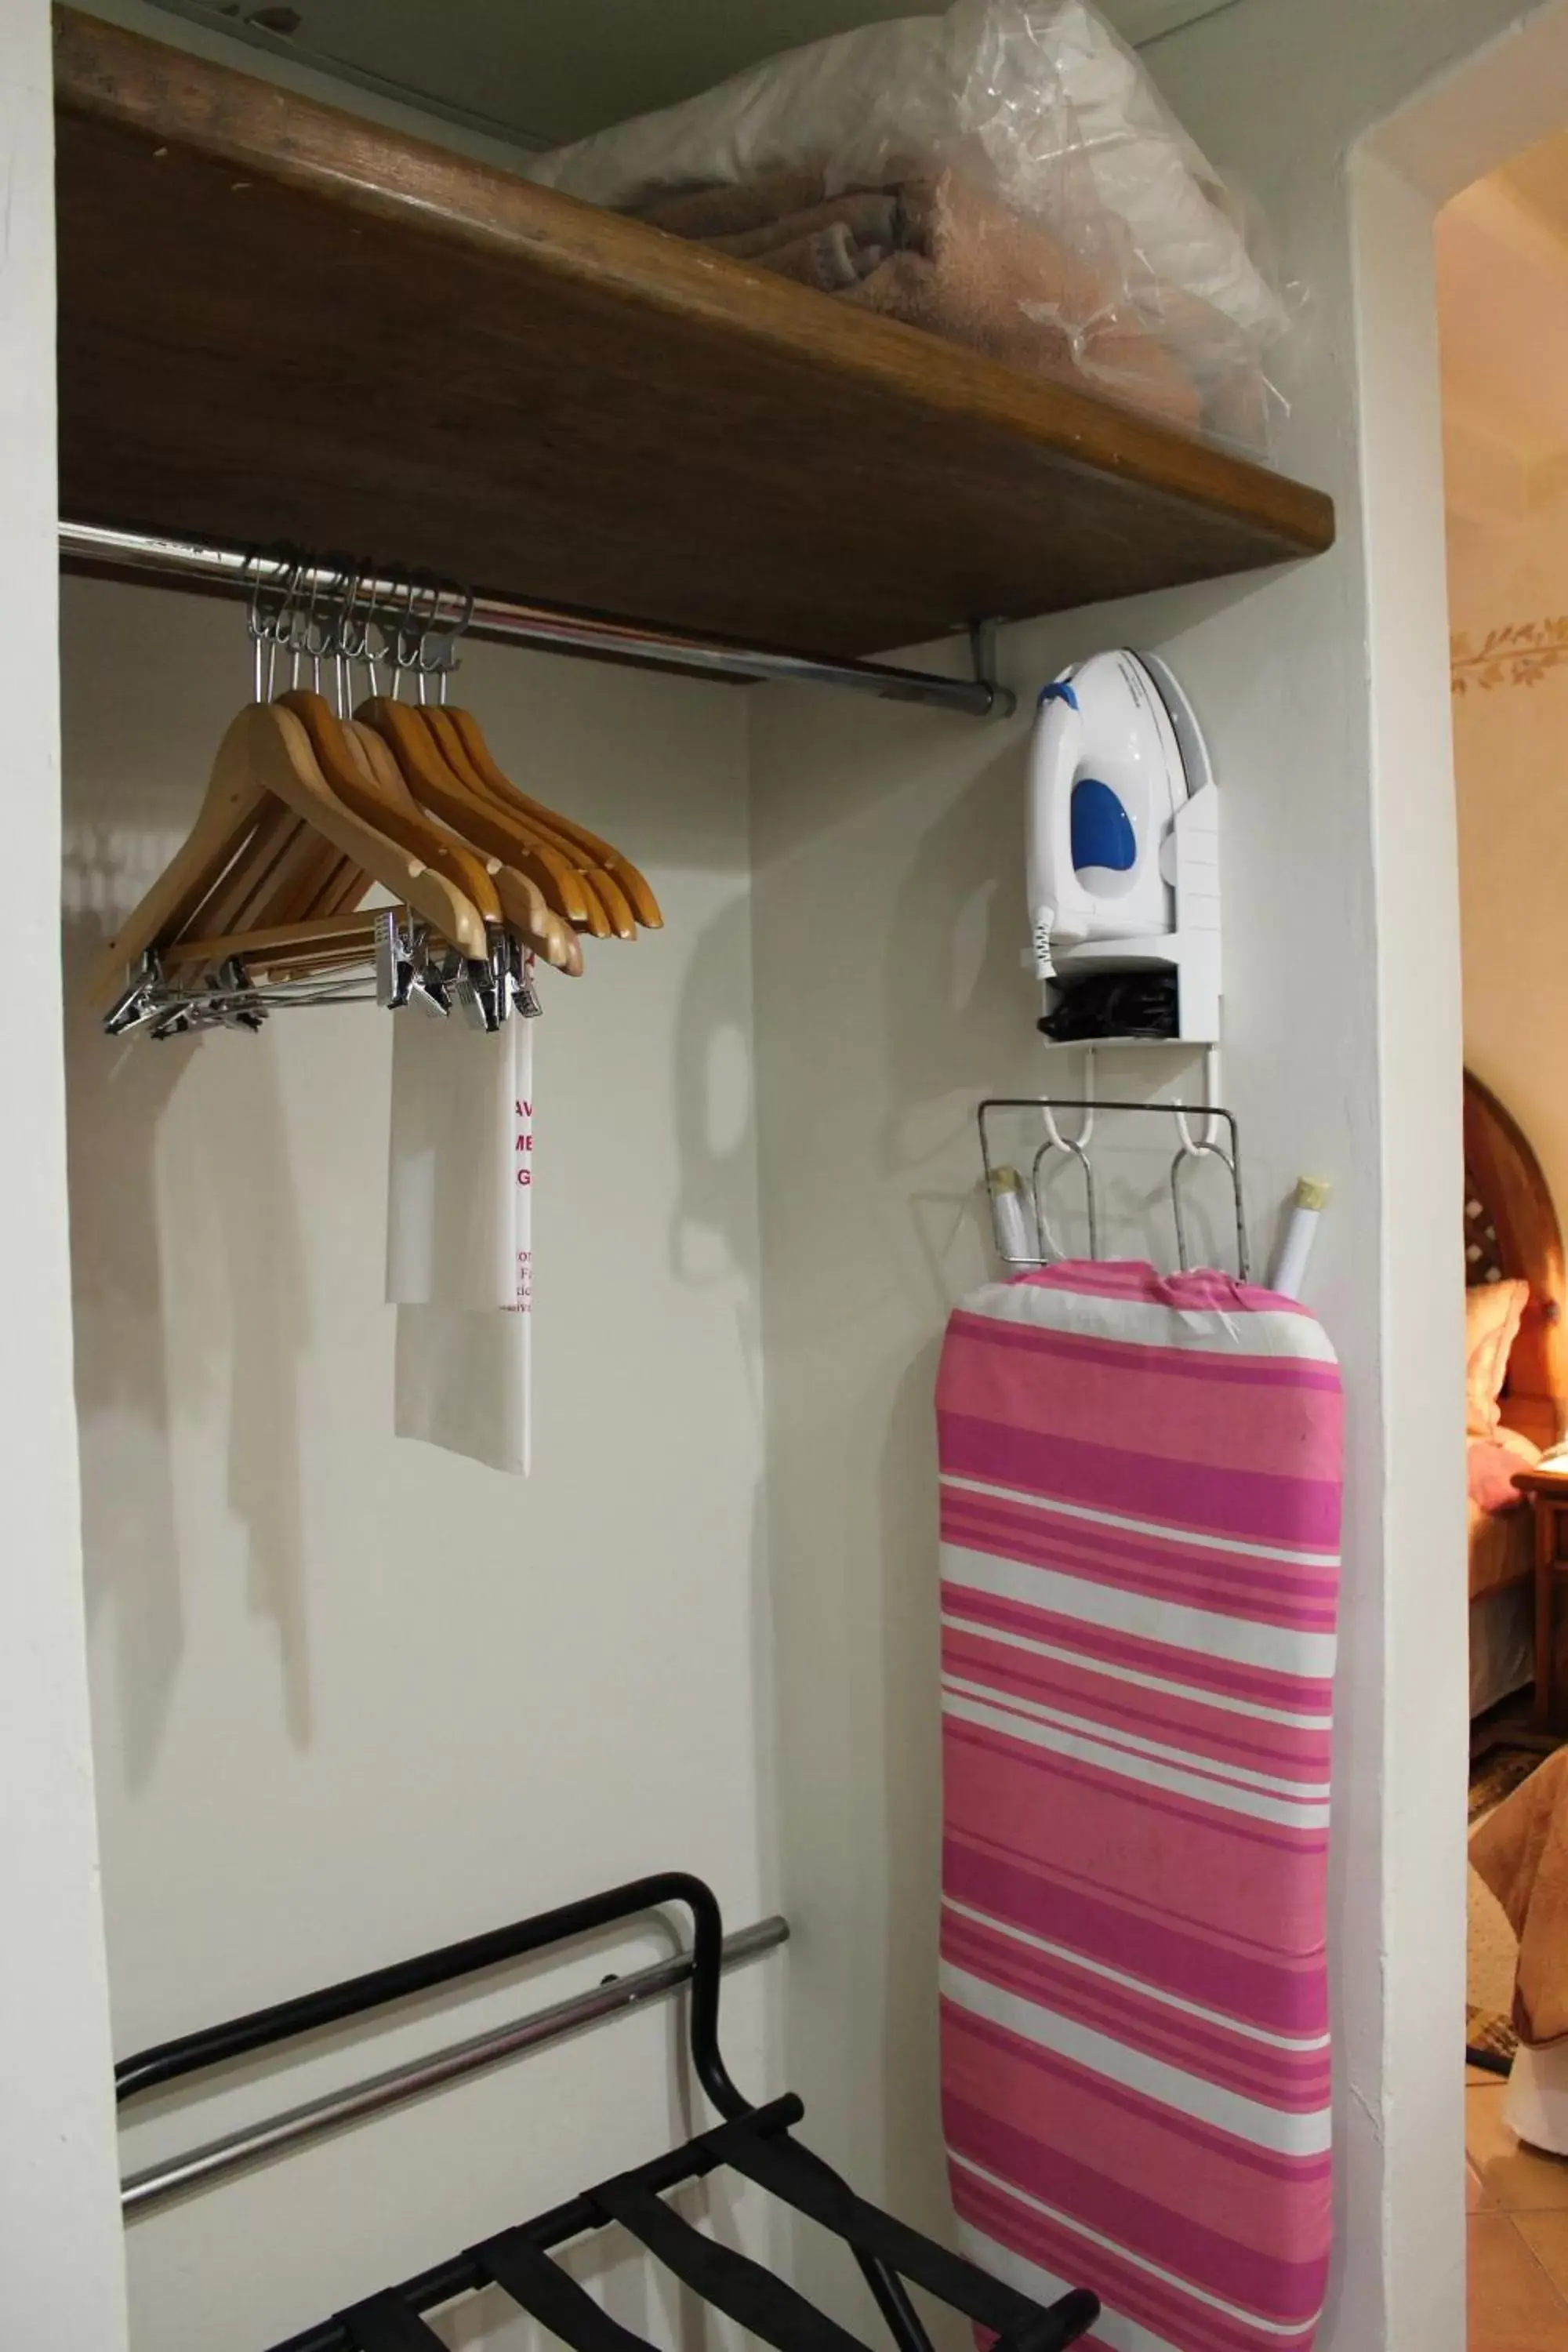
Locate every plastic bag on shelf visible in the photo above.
<box><xmin>525</xmin><ymin>0</ymin><xmax>1294</xmax><ymax>459</ymax></box>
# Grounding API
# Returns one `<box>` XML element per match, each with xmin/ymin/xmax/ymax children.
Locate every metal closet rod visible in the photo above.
<box><xmin>119</xmin><ymin>1913</ymin><xmax>788</xmax><ymax>2216</ymax></box>
<box><xmin>58</xmin><ymin>521</ymin><xmax>1015</xmax><ymax>719</ymax></box>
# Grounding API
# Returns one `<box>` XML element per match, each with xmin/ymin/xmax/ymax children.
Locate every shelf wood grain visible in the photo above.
<box><xmin>54</xmin><ymin>7</ymin><xmax>1334</xmax><ymax>658</ymax></box>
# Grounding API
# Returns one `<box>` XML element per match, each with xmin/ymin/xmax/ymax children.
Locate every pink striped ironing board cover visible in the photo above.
<box><xmin>935</xmin><ymin>1262</ymin><xmax>1342</xmax><ymax>2352</ymax></box>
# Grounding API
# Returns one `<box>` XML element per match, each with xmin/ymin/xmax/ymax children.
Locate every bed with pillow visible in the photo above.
<box><xmin>1465</xmin><ymin>1070</ymin><xmax>1568</xmax><ymax>1716</ymax></box>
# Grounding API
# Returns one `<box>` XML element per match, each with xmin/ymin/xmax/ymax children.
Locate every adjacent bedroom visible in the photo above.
<box><xmin>1441</xmin><ymin>129</ymin><xmax>1568</xmax><ymax>2327</ymax></box>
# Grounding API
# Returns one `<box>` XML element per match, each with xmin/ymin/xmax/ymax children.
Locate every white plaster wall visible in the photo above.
<box><xmin>63</xmin><ymin>579</ymin><xmax>775</xmax><ymax>2350</ymax></box>
<box><xmin>1447</xmin><ymin>478</ymin><xmax>1568</xmax><ymax>1225</ymax></box>
<box><xmin>0</xmin><ymin>5</ymin><xmax>130</xmax><ymax>2342</ymax></box>
<box><xmin>746</xmin><ymin>8</ymin><xmax>1568</xmax><ymax>2351</ymax></box>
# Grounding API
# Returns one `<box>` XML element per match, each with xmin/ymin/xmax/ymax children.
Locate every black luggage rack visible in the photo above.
<box><xmin>116</xmin><ymin>1871</ymin><xmax>1099</xmax><ymax>2352</ymax></box>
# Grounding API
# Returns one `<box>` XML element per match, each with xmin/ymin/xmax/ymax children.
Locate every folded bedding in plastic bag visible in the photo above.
<box><xmin>526</xmin><ymin>1</ymin><xmax>1293</xmax><ymax>457</ymax></box>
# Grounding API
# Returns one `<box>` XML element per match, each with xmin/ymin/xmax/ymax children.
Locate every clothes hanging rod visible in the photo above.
<box><xmin>59</xmin><ymin>522</ymin><xmax>1015</xmax><ymax>719</ymax></box>
<box><xmin>118</xmin><ymin>1913</ymin><xmax>787</xmax><ymax>2215</ymax></box>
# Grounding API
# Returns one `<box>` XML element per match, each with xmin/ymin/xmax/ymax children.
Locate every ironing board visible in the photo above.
<box><xmin>935</xmin><ymin>1262</ymin><xmax>1343</xmax><ymax>2352</ymax></box>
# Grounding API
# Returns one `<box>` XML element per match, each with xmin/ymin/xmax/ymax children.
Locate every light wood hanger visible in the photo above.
<box><xmin>89</xmin><ymin>702</ymin><xmax>490</xmax><ymax>1017</ymax></box>
<box><xmin>245</xmin><ymin>701</ymin><xmax>488</xmax><ymax>957</ymax></box>
<box><xmin>235</xmin><ymin>720</ymin><xmax>550</xmax><ymax>972</ymax></box>
<box><xmin>274</xmin><ymin>720</ymin><xmax>397</xmax><ymax>926</ymax></box>
<box><xmin>445</xmin><ymin>705</ymin><xmax>663</xmax><ymax>931</ymax></box>
<box><xmin>142</xmin><ymin>716</ymin><xmax>363</xmax><ymax>953</ymax></box>
<box><xmin>241</xmin><ymin>824</ymin><xmax>347</xmax><ymax>932</ymax></box>
<box><xmin>88</xmin><ymin>713</ymin><xmax>277</xmax><ymax>1014</ymax></box>
<box><xmin>288</xmin><ymin>723</ymin><xmax>388</xmax><ymax>923</ymax></box>
<box><xmin>348</xmin><ymin>716</ymin><xmax>581</xmax><ymax>975</ymax></box>
<box><xmin>262</xmin><ymin>702</ymin><xmax>582</xmax><ymax>975</ymax></box>
<box><xmin>419</xmin><ymin>706</ymin><xmax>637</xmax><ymax>940</ymax></box>
<box><xmin>299</xmin><ymin>572</ymin><xmax>604</xmax><ymax>955</ymax></box>
<box><xmin>162</xmin><ymin>909</ymin><xmax>382</xmax><ymax>973</ymax></box>
<box><xmin>361</xmin><ymin>697</ymin><xmax>612</xmax><ymax>938</ymax></box>
<box><xmin>183</xmin><ymin>797</ymin><xmax>303</xmax><ymax>939</ymax></box>
<box><xmin>209</xmin><ymin>722</ymin><xmax>391</xmax><ymax>931</ymax></box>
<box><xmin>279</xmin><ymin>689</ymin><xmax>509</xmax><ymax>932</ymax></box>
<box><xmin>158</xmin><ymin>702</ymin><xmax>565</xmax><ymax>975</ymax></box>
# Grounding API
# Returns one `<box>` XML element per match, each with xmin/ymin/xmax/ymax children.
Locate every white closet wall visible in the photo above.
<box><xmin>1</xmin><ymin>9</ymin><xmax>128</xmax><ymax>2343</ymax></box>
<box><xmin>63</xmin><ymin>576</ymin><xmax>773</xmax><ymax>2350</ymax></box>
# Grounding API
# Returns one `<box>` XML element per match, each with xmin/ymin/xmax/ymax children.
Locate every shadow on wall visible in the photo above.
<box><xmin>670</xmin><ymin>888</ymin><xmax>765</xmax><ymax>1401</ymax></box>
<box><xmin>874</xmin><ymin>1335</ymin><xmax>949</xmax><ymax>2230</ymax></box>
<box><xmin>669</xmin><ymin>877</ymin><xmax>788</xmax><ymax>2146</ymax></box>
<box><xmin>747</xmin><ymin>695</ymin><xmax>1039</xmax><ymax>2276</ymax></box>
<box><xmin>63</xmin><ymin>881</ymin><xmax>315</xmax><ymax>1788</ymax></box>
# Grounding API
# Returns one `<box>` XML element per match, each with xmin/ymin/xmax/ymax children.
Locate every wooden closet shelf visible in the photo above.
<box><xmin>53</xmin><ymin>8</ymin><xmax>1334</xmax><ymax>662</ymax></box>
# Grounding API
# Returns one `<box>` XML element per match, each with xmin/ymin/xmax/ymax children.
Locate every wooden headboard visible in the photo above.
<box><xmin>1464</xmin><ymin>1069</ymin><xmax>1568</xmax><ymax>1450</ymax></box>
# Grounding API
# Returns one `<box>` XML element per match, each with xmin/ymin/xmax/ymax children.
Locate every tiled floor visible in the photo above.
<box><xmin>1468</xmin><ymin>2067</ymin><xmax>1568</xmax><ymax>2348</ymax></box>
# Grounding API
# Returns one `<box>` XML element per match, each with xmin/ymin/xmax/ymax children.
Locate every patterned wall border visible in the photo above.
<box><xmin>1452</xmin><ymin>620</ymin><xmax>1568</xmax><ymax>692</ymax></box>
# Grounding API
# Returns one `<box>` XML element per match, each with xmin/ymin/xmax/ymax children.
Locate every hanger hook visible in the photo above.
<box><xmin>316</xmin><ymin>557</ymin><xmax>354</xmax><ymax>716</ymax></box>
<box><xmin>300</xmin><ymin>558</ymin><xmax>338</xmax><ymax>698</ymax></box>
<box><xmin>274</xmin><ymin>553</ymin><xmax>309</xmax><ymax>701</ymax></box>
<box><xmin>281</xmin><ymin>554</ymin><xmax>314</xmax><ymax>691</ymax></box>
<box><xmin>337</xmin><ymin>561</ymin><xmax>374</xmax><ymax>713</ymax></box>
<box><xmin>409</xmin><ymin>573</ymin><xmax>443</xmax><ymax>706</ymax></box>
<box><xmin>419</xmin><ymin>575</ymin><xmax>473</xmax><ymax>706</ymax></box>
<box><xmin>242</xmin><ymin>546</ymin><xmax>267</xmax><ymax>706</ymax></box>
<box><xmin>242</xmin><ymin>544</ymin><xmax>296</xmax><ymax>703</ymax></box>
<box><xmin>361</xmin><ymin>566</ymin><xmax>399</xmax><ymax>703</ymax></box>
<box><xmin>387</xmin><ymin>571</ymin><xmax>423</xmax><ymax>702</ymax></box>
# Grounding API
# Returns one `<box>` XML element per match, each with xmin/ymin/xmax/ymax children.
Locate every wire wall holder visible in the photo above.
<box><xmin>979</xmin><ymin>1095</ymin><xmax>1250</xmax><ymax>1281</ymax></box>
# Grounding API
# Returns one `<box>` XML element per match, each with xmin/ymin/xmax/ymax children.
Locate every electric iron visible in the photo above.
<box><xmin>1025</xmin><ymin>648</ymin><xmax>1219</xmax><ymax>1042</ymax></box>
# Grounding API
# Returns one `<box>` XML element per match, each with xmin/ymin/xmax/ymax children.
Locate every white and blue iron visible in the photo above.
<box><xmin>1025</xmin><ymin>648</ymin><xmax>1220</xmax><ymax>1042</ymax></box>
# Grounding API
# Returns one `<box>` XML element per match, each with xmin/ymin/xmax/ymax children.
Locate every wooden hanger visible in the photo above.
<box><xmin>419</xmin><ymin>706</ymin><xmax>638</xmax><ymax>941</ymax></box>
<box><xmin>389</xmin><ymin>696</ymin><xmax>612</xmax><ymax>938</ymax></box>
<box><xmin>347</xmin><ymin>716</ymin><xmax>581</xmax><ymax>975</ymax></box>
<box><xmin>150</xmin><ymin>716</ymin><xmax>364</xmax><ymax>950</ymax></box>
<box><xmin>361</xmin><ymin>697</ymin><xmax>613</xmax><ymax>939</ymax></box>
<box><xmin>278</xmin><ymin>689</ymin><xmax>510</xmax><ymax>935</ymax></box>
<box><xmin>89</xmin><ymin>702</ymin><xmax>490</xmax><ymax>1018</ymax></box>
<box><xmin>273</xmin><ymin>724</ymin><xmax>384</xmax><ymax>926</ymax></box>
<box><xmin>445</xmin><ymin>704</ymin><xmax>663</xmax><ymax>931</ymax></box>
<box><xmin>88</xmin><ymin>712</ymin><xmax>278</xmax><ymax>1014</ymax></box>
<box><xmin>292</xmin><ymin>710</ymin><xmax>587</xmax><ymax>978</ymax></box>
<box><xmin>163</xmin><ymin>706</ymin><xmax>575</xmax><ymax>977</ymax></box>
<box><xmin>162</xmin><ymin>909</ymin><xmax>383</xmax><ymax>975</ymax></box>
<box><xmin>245</xmin><ymin>701</ymin><xmax>488</xmax><ymax>956</ymax></box>
<box><xmin>182</xmin><ymin>797</ymin><xmax>305</xmax><ymax>939</ymax></box>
